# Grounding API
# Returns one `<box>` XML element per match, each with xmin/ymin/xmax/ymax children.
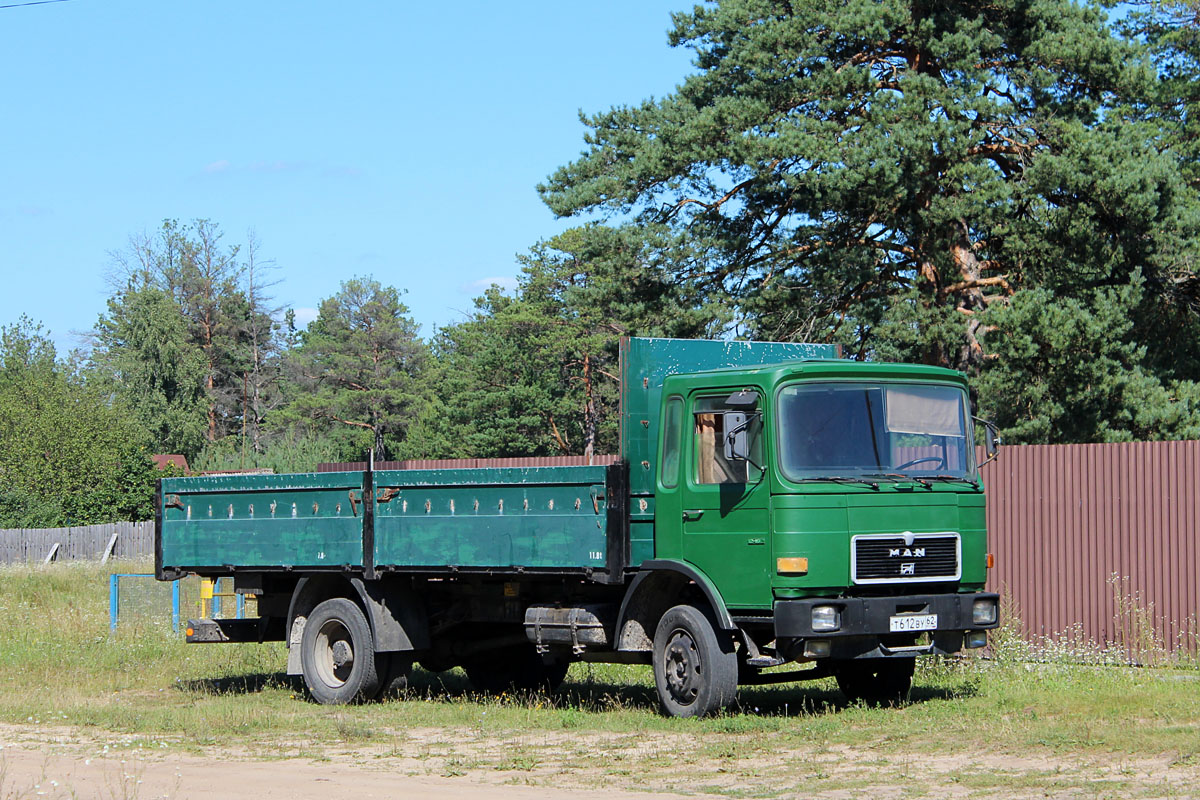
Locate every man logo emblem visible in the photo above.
<box><xmin>900</xmin><ymin>562</ymin><xmax>916</xmax><ymax>576</ymax></box>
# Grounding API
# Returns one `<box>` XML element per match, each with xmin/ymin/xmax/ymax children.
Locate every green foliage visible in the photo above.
<box><xmin>542</xmin><ymin>0</ymin><xmax>1142</xmax><ymax>362</ymax></box>
<box><xmin>539</xmin><ymin>0</ymin><xmax>1200</xmax><ymax>443</ymax></box>
<box><xmin>0</xmin><ymin>318</ymin><xmax>162</xmax><ymax>526</ymax></box>
<box><xmin>0</xmin><ymin>314</ymin><xmax>57</xmax><ymax>378</ymax></box>
<box><xmin>1119</xmin><ymin>0</ymin><xmax>1200</xmax><ymax>187</ymax></box>
<box><xmin>282</xmin><ymin>277</ymin><xmax>428</xmax><ymax>461</ymax></box>
<box><xmin>0</xmin><ymin>488</ymin><xmax>64</xmax><ymax>528</ymax></box>
<box><xmin>434</xmin><ymin>225</ymin><xmax>723</xmax><ymax>459</ymax></box>
<box><xmin>977</xmin><ymin>280</ymin><xmax>1200</xmax><ymax>443</ymax></box>
<box><xmin>92</xmin><ymin>284</ymin><xmax>209</xmax><ymax>460</ymax></box>
<box><xmin>11</xmin><ymin>1</ymin><xmax>1200</xmax><ymax>483</ymax></box>
<box><xmin>192</xmin><ymin>429</ymin><xmax>341</xmax><ymax>475</ymax></box>
<box><xmin>106</xmin><ymin>220</ymin><xmax>287</xmax><ymax>449</ymax></box>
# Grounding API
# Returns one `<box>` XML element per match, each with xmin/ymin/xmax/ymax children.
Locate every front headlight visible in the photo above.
<box><xmin>811</xmin><ymin>604</ymin><xmax>840</xmax><ymax>632</ymax></box>
<box><xmin>972</xmin><ymin>598</ymin><xmax>998</xmax><ymax>625</ymax></box>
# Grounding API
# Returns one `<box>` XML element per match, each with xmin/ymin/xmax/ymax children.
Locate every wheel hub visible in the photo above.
<box><xmin>664</xmin><ymin>632</ymin><xmax>701</xmax><ymax>704</ymax></box>
<box><xmin>331</xmin><ymin>639</ymin><xmax>353</xmax><ymax>667</ymax></box>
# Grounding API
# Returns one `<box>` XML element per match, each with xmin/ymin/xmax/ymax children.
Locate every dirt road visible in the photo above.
<box><xmin>0</xmin><ymin>741</ymin><xmax>694</xmax><ymax>800</ymax></box>
<box><xmin>2</xmin><ymin>721</ymin><xmax>1198</xmax><ymax>799</ymax></box>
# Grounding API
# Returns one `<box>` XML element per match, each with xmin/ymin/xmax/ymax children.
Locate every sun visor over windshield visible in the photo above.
<box><xmin>885</xmin><ymin>386</ymin><xmax>964</xmax><ymax>437</ymax></box>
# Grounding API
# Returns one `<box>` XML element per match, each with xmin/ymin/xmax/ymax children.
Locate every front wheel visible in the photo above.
<box><xmin>652</xmin><ymin>604</ymin><xmax>738</xmax><ymax>718</ymax></box>
<box><xmin>300</xmin><ymin>598</ymin><xmax>382</xmax><ymax>704</ymax></box>
<box><xmin>833</xmin><ymin>658</ymin><xmax>915</xmax><ymax>707</ymax></box>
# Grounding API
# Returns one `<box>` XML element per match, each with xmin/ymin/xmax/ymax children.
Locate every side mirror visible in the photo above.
<box><xmin>724</xmin><ymin>412</ymin><xmax>750</xmax><ymax>461</ymax></box>
<box><xmin>975</xmin><ymin>417</ymin><xmax>1001</xmax><ymax>465</ymax></box>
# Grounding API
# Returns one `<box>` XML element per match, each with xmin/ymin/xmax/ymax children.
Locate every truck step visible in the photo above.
<box><xmin>745</xmin><ymin>655</ymin><xmax>787</xmax><ymax>669</ymax></box>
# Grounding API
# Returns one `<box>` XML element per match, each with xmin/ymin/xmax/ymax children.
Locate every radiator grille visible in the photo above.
<box><xmin>852</xmin><ymin>534</ymin><xmax>960</xmax><ymax>583</ymax></box>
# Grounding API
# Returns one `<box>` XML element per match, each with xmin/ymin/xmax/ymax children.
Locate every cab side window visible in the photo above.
<box><xmin>661</xmin><ymin>396</ymin><xmax>683</xmax><ymax>489</ymax></box>
<box><xmin>693</xmin><ymin>396</ymin><xmax>761</xmax><ymax>484</ymax></box>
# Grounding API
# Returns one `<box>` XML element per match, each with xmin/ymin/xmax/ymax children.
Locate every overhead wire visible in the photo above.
<box><xmin>0</xmin><ymin>0</ymin><xmax>74</xmax><ymax>9</ymax></box>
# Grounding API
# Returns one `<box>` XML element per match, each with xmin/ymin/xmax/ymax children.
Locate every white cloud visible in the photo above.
<box><xmin>461</xmin><ymin>276</ymin><xmax>519</xmax><ymax>295</ymax></box>
<box><xmin>204</xmin><ymin>160</ymin><xmax>231</xmax><ymax>174</ymax></box>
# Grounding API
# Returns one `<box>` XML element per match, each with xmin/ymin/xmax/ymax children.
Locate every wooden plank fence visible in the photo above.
<box><xmin>0</xmin><ymin>521</ymin><xmax>154</xmax><ymax>564</ymax></box>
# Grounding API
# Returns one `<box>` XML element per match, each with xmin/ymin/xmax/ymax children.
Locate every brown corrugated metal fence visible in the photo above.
<box><xmin>984</xmin><ymin>441</ymin><xmax>1200</xmax><ymax>655</ymax></box>
<box><xmin>318</xmin><ymin>456</ymin><xmax>620</xmax><ymax>472</ymax></box>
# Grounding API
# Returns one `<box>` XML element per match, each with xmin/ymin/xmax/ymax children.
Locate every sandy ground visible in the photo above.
<box><xmin>2</xmin><ymin>721</ymin><xmax>1199</xmax><ymax>800</ymax></box>
<box><xmin>0</xmin><ymin>742</ymin><xmax>695</xmax><ymax>800</ymax></box>
<box><xmin>0</xmin><ymin>723</ymin><xmax>699</xmax><ymax>800</ymax></box>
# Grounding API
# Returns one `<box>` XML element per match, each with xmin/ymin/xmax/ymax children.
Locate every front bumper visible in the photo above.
<box><xmin>774</xmin><ymin>591</ymin><xmax>999</xmax><ymax>660</ymax></box>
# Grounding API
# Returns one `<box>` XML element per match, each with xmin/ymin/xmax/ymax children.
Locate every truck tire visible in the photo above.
<box><xmin>464</xmin><ymin>645</ymin><xmax>569</xmax><ymax>694</ymax></box>
<box><xmin>833</xmin><ymin>658</ymin><xmax>915</xmax><ymax>707</ymax></box>
<box><xmin>652</xmin><ymin>604</ymin><xmax>738</xmax><ymax>718</ymax></box>
<box><xmin>301</xmin><ymin>598</ymin><xmax>382</xmax><ymax>704</ymax></box>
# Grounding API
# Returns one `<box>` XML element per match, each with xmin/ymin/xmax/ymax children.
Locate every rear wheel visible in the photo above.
<box><xmin>833</xmin><ymin>658</ymin><xmax>915</xmax><ymax>707</ymax></box>
<box><xmin>300</xmin><ymin>598</ymin><xmax>382</xmax><ymax>705</ymax></box>
<box><xmin>652</xmin><ymin>604</ymin><xmax>738</xmax><ymax>718</ymax></box>
<box><xmin>464</xmin><ymin>644</ymin><xmax>569</xmax><ymax>694</ymax></box>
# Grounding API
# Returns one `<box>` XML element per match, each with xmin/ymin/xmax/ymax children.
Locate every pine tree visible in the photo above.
<box><xmin>435</xmin><ymin>225</ymin><xmax>722</xmax><ymax>459</ymax></box>
<box><xmin>539</xmin><ymin>0</ymin><xmax>1200</xmax><ymax>442</ymax></box>
<box><xmin>92</xmin><ymin>285</ymin><xmax>208</xmax><ymax>459</ymax></box>
<box><xmin>283</xmin><ymin>278</ymin><xmax>428</xmax><ymax>461</ymax></box>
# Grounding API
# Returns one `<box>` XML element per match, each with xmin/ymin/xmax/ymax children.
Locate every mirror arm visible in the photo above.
<box><xmin>724</xmin><ymin>411</ymin><xmax>763</xmax><ymax>471</ymax></box>
<box><xmin>726</xmin><ymin>430</ymin><xmax>764</xmax><ymax>472</ymax></box>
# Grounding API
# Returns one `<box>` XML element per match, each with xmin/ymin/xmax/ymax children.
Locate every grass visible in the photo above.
<box><xmin>1</xmin><ymin>558</ymin><xmax>1199</xmax><ymax>798</ymax></box>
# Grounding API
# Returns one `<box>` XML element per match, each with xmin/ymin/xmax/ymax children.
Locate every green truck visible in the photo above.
<box><xmin>157</xmin><ymin>337</ymin><xmax>1000</xmax><ymax>717</ymax></box>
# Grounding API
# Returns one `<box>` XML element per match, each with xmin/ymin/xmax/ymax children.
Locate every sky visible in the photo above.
<box><xmin>0</xmin><ymin>0</ymin><xmax>695</xmax><ymax>352</ymax></box>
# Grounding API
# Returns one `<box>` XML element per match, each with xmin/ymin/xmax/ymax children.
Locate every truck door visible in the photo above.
<box><xmin>679</xmin><ymin>393</ymin><xmax>772</xmax><ymax>611</ymax></box>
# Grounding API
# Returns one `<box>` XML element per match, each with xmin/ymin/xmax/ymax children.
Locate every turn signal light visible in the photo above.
<box><xmin>777</xmin><ymin>557</ymin><xmax>809</xmax><ymax>574</ymax></box>
<box><xmin>986</xmin><ymin>553</ymin><xmax>995</xmax><ymax>569</ymax></box>
<box><xmin>185</xmin><ymin>627</ymin><xmax>195</xmax><ymax>637</ymax></box>
<box><xmin>966</xmin><ymin>631</ymin><xmax>988</xmax><ymax>648</ymax></box>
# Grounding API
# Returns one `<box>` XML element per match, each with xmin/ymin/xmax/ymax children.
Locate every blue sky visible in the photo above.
<box><xmin>0</xmin><ymin>0</ymin><xmax>694</xmax><ymax>352</ymax></box>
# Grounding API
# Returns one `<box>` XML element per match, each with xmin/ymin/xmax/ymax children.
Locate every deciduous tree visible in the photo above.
<box><xmin>0</xmin><ymin>318</ymin><xmax>162</xmax><ymax>526</ymax></box>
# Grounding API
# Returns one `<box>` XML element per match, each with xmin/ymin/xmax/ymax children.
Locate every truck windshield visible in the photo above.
<box><xmin>776</xmin><ymin>382</ymin><xmax>973</xmax><ymax>481</ymax></box>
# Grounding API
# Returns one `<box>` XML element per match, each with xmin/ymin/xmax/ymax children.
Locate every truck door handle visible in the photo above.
<box><xmin>682</xmin><ymin>509</ymin><xmax>704</xmax><ymax>521</ymax></box>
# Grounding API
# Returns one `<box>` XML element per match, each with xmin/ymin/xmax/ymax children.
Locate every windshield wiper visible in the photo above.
<box><xmin>922</xmin><ymin>474</ymin><xmax>981</xmax><ymax>489</ymax></box>
<box><xmin>862</xmin><ymin>472</ymin><xmax>934</xmax><ymax>489</ymax></box>
<box><xmin>796</xmin><ymin>476</ymin><xmax>880</xmax><ymax>490</ymax></box>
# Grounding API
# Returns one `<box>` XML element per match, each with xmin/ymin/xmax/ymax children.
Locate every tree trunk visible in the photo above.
<box><xmin>372</xmin><ymin>407</ymin><xmax>386</xmax><ymax>462</ymax></box>
<box><xmin>582</xmin><ymin>353</ymin><xmax>597</xmax><ymax>463</ymax></box>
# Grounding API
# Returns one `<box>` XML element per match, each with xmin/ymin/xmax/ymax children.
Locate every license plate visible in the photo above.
<box><xmin>889</xmin><ymin>613</ymin><xmax>938</xmax><ymax>632</ymax></box>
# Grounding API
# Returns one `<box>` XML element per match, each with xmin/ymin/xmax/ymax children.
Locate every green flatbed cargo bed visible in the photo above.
<box><xmin>158</xmin><ymin>463</ymin><xmax>626</xmax><ymax>581</ymax></box>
